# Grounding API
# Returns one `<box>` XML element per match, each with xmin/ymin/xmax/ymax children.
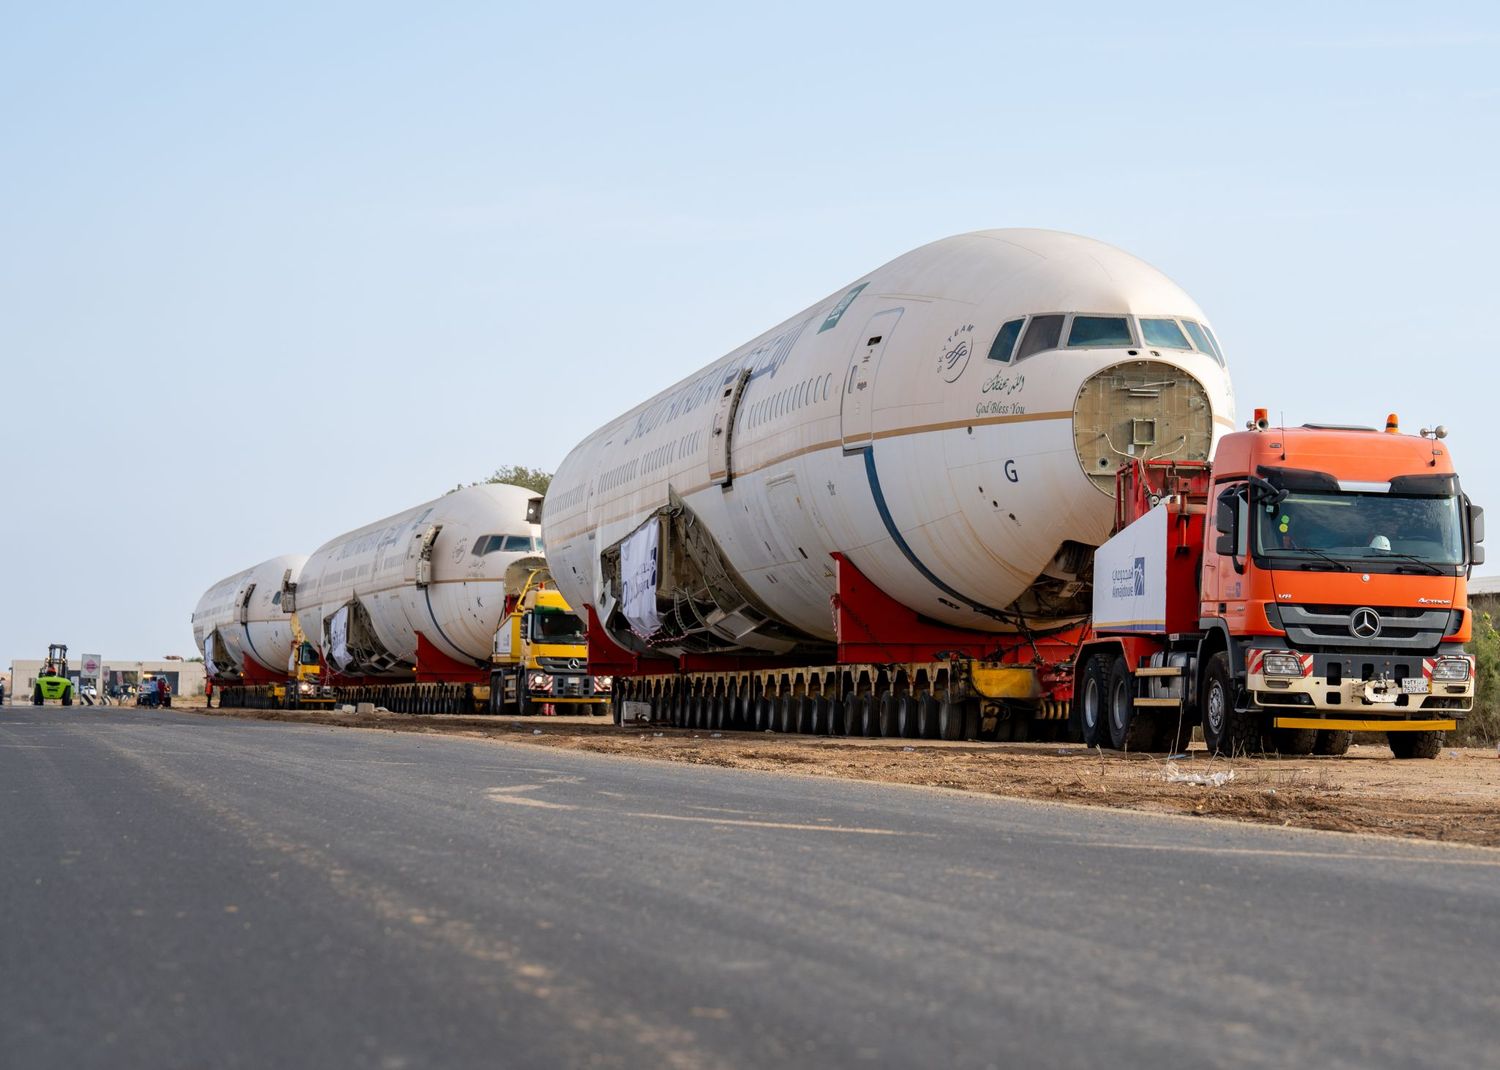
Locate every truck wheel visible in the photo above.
<box><xmin>918</xmin><ymin>693</ymin><xmax>940</xmax><ymax>739</ymax></box>
<box><xmin>827</xmin><ymin>695</ymin><xmax>846</xmax><ymax>735</ymax></box>
<box><xmin>517</xmin><ymin>688</ymin><xmax>531</xmax><ymax>717</ymax></box>
<box><xmin>877</xmin><ymin>693</ymin><xmax>899</xmax><ymax>737</ymax></box>
<box><xmin>962</xmin><ymin>702</ymin><xmax>981</xmax><ymax>741</ymax></box>
<box><xmin>857</xmin><ymin>694</ymin><xmax>878</xmax><ymax>737</ymax></box>
<box><xmin>896</xmin><ymin>695</ymin><xmax>920</xmax><ymax>738</ymax></box>
<box><xmin>1106</xmin><ymin>659</ymin><xmax>1153</xmax><ymax>751</ymax></box>
<box><xmin>1268</xmin><ymin>727</ymin><xmax>1318</xmax><ymax>756</ymax></box>
<box><xmin>1312</xmin><ymin>729</ymin><xmax>1351</xmax><ymax>755</ymax></box>
<box><xmin>611</xmin><ymin>692</ymin><xmax>624</xmax><ymax>726</ymax></box>
<box><xmin>938</xmin><ymin>699</ymin><xmax>964</xmax><ymax>741</ymax></box>
<box><xmin>1389</xmin><ymin>730</ymin><xmax>1444</xmax><ymax>759</ymax></box>
<box><xmin>1201</xmin><ymin>652</ymin><xmax>1259</xmax><ymax>757</ymax></box>
<box><xmin>1078</xmin><ymin>656</ymin><xmax>1108</xmax><ymax>747</ymax></box>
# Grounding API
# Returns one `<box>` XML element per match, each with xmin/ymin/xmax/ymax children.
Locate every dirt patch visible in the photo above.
<box><xmin>183</xmin><ymin>701</ymin><xmax>1500</xmax><ymax>848</ymax></box>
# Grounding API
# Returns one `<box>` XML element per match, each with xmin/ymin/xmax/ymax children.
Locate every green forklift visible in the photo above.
<box><xmin>33</xmin><ymin>644</ymin><xmax>73</xmax><ymax>705</ymax></box>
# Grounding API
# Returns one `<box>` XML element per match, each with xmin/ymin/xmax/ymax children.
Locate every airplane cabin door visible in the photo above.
<box><xmin>708</xmin><ymin>367</ymin><xmax>752</xmax><ymax>487</ymax></box>
<box><xmin>840</xmin><ymin>309</ymin><xmax>902</xmax><ymax>452</ymax></box>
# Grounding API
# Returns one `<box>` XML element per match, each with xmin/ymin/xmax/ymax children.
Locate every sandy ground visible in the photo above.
<box><xmin>177</xmin><ymin>700</ymin><xmax>1500</xmax><ymax>848</ymax></box>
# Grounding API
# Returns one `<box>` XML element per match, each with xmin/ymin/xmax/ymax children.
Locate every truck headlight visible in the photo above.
<box><xmin>594</xmin><ymin>676</ymin><xmax>613</xmax><ymax>692</ymax></box>
<box><xmin>528</xmin><ymin>672</ymin><xmax>554</xmax><ymax>692</ymax></box>
<box><xmin>1261</xmin><ymin>651</ymin><xmax>1304</xmax><ymax>678</ymax></box>
<box><xmin>1431</xmin><ymin>656</ymin><xmax>1473</xmax><ymax>681</ymax></box>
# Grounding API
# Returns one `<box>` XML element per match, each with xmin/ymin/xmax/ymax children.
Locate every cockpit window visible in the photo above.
<box><xmin>986</xmin><ymin>318</ymin><xmax>1024</xmax><ymax>363</ymax></box>
<box><xmin>1067</xmin><ymin>316</ymin><xmax>1134</xmax><ymax>348</ymax></box>
<box><xmin>1015</xmin><ymin>314</ymin><xmax>1065</xmax><ymax>361</ymax></box>
<box><xmin>1202</xmin><ymin>324</ymin><xmax>1226</xmax><ymax>364</ymax></box>
<box><xmin>1181</xmin><ymin>319</ymin><xmax>1221</xmax><ymax>365</ymax></box>
<box><xmin>472</xmin><ymin>534</ymin><xmax>534</xmax><ymax>556</ymax></box>
<box><xmin>1140</xmin><ymin>318</ymin><xmax>1192</xmax><ymax>349</ymax></box>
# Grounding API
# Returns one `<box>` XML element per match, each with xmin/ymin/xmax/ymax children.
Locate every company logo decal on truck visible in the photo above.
<box><xmin>1111</xmin><ymin>557</ymin><xmax>1146</xmax><ymax>599</ymax></box>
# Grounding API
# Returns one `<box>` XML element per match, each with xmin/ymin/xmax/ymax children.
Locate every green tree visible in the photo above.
<box><xmin>449</xmin><ymin>465</ymin><xmax>553</xmax><ymax>496</ymax></box>
<box><xmin>483</xmin><ymin>465</ymin><xmax>552</xmax><ymax>495</ymax></box>
<box><xmin>1458</xmin><ymin>607</ymin><xmax>1500</xmax><ymax>745</ymax></box>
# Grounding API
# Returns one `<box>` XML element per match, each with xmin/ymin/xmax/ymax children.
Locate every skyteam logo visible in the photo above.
<box><xmin>1110</xmin><ymin>556</ymin><xmax>1148</xmax><ymax>599</ymax></box>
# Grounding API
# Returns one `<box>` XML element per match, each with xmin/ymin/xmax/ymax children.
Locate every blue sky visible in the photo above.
<box><xmin>1</xmin><ymin>1</ymin><xmax>1496</xmax><ymax>662</ymax></box>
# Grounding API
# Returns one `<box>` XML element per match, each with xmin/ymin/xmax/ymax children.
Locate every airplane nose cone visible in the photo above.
<box><xmin>1071</xmin><ymin>359</ymin><xmax>1215</xmax><ymax>493</ymax></box>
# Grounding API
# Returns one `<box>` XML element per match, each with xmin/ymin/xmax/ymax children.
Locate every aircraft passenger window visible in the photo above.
<box><xmin>1140</xmin><ymin>318</ymin><xmax>1192</xmax><ymax>349</ymax></box>
<box><xmin>1067</xmin><ymin>316</ymin><xmax>1134</xmax><ymax>348</ymax></box>
<box><xmin>986</xmin><ymin>319</ymin><xmax>1024</xmax><ymax>362</ymax></box>
<box><xmin>1015</xmin><ymin>315</ymin><xmax>1065</xmax><ymax>360</ymax></box>
<box><xmin>1181</xmin><ymin>320</ymin><xmax>1222</xmax><ymax>364</ymax></box>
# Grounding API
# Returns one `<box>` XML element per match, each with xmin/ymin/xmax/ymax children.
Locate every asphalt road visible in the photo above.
<box><xmin>2</xmin><ymin>706</ymin><xmax>1496</xmax><ymax>1069</ymax></box>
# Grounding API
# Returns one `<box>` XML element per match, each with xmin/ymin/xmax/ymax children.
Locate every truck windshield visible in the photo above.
<box><xmin>1253</xmin><ymin>491</ymin><xmax>1464</xmax><ymax>568</ymax></box>
<box><xmin>529</xmin><ymin>608</ymin><xmax>586</xmax><ymax>644</ymax></box>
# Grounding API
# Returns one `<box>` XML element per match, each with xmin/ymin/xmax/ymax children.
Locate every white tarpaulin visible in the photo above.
<box><xmin>202</xmin><ymin>635</ymin><xmax>218</xmax><ymax>678</ymax></box>
<box><xmin>620</xmin><ymin>520</ymin><xmax>662</xmax><ymax>636</ymax></box>
<box><xmin>328</xmin><ymin>605</ymin><xmax>352</xmax><ymax>670</ymax></box>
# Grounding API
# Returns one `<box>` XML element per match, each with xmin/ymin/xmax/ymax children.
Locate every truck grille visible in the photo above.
<box><xmin>538</xmin><ymin>656</ymin><xmax>588</xmax><ymax>674</ymax></box>
<box><xmin>1279</xmin><ymin>604</ymin><xmax>1451</xmax><ymax>652</ymax></box>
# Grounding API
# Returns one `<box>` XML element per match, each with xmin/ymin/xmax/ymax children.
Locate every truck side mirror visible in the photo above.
<box><xmin>1214</xmin><ymin>488</ymin><xmax>1238</xmax><ymax>557</ymax></box>
<box><xmin>1467</xmin><ymin>501</ymin><xmax>1485</xmax><ymax>567</ymax></box>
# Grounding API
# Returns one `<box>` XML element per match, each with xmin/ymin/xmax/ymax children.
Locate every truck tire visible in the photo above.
<box><xmin>860</xmin><ymin>695</ymin><xmax>880</xmax><ymax>737</ymax></box>
<box><xmin>937</xmin><ymin>698</ymin><xmax>964</xmax><ymax>741</ymax></box>
<box><xmin>1201</xmin><ymin>651</ymin><xmax>1260</xmax><ymax>757</ymax></box>
<box><xmin>1077</xmin><ymin>655</ymin><xmax>1108</xmax><ymax>747</ymax></box>
<box><xmin>1312</xmin><ymin>728</ymin><xmax>1352</xmax><ymax>755</ymax></box>
<box><xmin>897</xmin><ymin>695</ymin><xmax>920</xmax><ymax>738</ymax></box>
<box><xmin>834</xmin><ymin>693</ymin><xmax>858</xmax><ymax>735</ymax></box>
<box><xmin>918</xmin><ymin>693</ymin><xmax>940</xmax><ymax>739</ymax></box>
<box><xmin>877</xmin><ymin>693</ymin><xmax>899</xmax><ymax>737</ymax></box>
<box><xmin>1107</xmin><ymin>658</ymin><xmax>1154</xmax><ymax>752</ymax></box>
<box><xmin>962</xmin><ymin>702</ymin><xmax>981</xmax><ymax>741</ymax></box>
<box><xmin>1268</xmin><ymin>727</ymin><xmax>1318</xmax><ymax>756</ymax></box>
<box><xmin>1388</xmin><ymin>730</ymin><xmax>1444</xmax><ymax>759</ymax></box>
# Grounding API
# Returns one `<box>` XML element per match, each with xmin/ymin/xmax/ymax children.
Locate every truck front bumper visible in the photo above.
<box><xmin>1246</xmin><ymin>649</ymin><xmax>1473</xmax><ymax>721</ymax></box>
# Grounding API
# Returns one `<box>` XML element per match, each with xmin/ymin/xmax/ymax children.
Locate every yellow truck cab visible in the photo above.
<box><xmin>491</xmin><ymin>563</ymin><xmax>610</xmax><ymax>715</ymax></box>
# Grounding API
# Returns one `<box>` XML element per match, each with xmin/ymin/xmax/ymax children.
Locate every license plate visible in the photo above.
<box><xmin>1401</xmin><ymin>678</ymin><xmax>1429</xmax><ymax>694</ymax></box>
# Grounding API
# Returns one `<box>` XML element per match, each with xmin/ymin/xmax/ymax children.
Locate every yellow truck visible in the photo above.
<box><xmin>490</xmin><ymin>564</ymin><xmax>610</xmax><ymax>715</ymax></box>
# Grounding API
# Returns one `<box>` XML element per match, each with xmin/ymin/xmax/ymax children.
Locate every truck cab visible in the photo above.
<box><xmin>1079</xmin><ymin>410</ymin><xmax>1484</xmax><ymax>757</ymax></box>
<box><xmin>491</xmin><ymin>564</ymin><xmax>610</xmax><ymax>715</ymax></box>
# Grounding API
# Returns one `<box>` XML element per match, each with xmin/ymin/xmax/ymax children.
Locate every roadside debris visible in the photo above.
<box><xmin>1166</xmin><ymin>769</ymin><xmax>1235</xmax><ymax>787</ymax></box>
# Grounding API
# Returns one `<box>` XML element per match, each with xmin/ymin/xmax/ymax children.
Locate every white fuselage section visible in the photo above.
<box><xmin>543</xmin><ymin>230</ymin><xmax>1236</xmax><ymax>648</ymax></box>
<box><xmin>294</xmin><ymin>483</ymin><xmax>542</xmax><ymax>676</ymax></box>
<box><xmin>192</xmin><ymin>554</ymin><xmax>307</xmax><ymax>680</ymax></box>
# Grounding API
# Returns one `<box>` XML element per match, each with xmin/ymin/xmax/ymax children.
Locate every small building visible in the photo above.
<box><xmin>1472</xmin><ymin>574</ymin><xmax>1500</xmax><ymax>620</ymax></box>
<box><xmin>6</xmin><ymin>657</ymin><xmax>205</xmax><ymax>701</ymax></box>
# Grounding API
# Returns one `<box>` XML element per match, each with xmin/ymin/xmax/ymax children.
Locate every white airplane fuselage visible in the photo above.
<box><xmin>294</xmin><ymin>483</ymin><xmax>542</xmax><ymax>676</ymax></box>
<box><xmin>543</xmin><ymin>230</ymin><xmax>1236</xmax><ymax>654</ymax></box>
<box><xmin>192</xmin><ymin>554</ymin><xmax>307</xmax><ymax>679</ymax></box>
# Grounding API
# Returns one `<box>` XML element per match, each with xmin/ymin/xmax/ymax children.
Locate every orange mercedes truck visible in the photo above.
<box><xmin>1076</xmin><ymin>410</ymin><xmax>1484</xmax><ymax>758</ymax></box>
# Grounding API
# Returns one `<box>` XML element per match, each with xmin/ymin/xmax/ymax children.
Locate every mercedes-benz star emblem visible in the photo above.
<box><xmin>1349</xmin><ymin>607</ymin><xmax>1381</xmax><ymax>639</ymax></box>
<box><xmin>568</xmin><ymin>658</ymin><xmax>581</xmax><ymax>670</ymax></box>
